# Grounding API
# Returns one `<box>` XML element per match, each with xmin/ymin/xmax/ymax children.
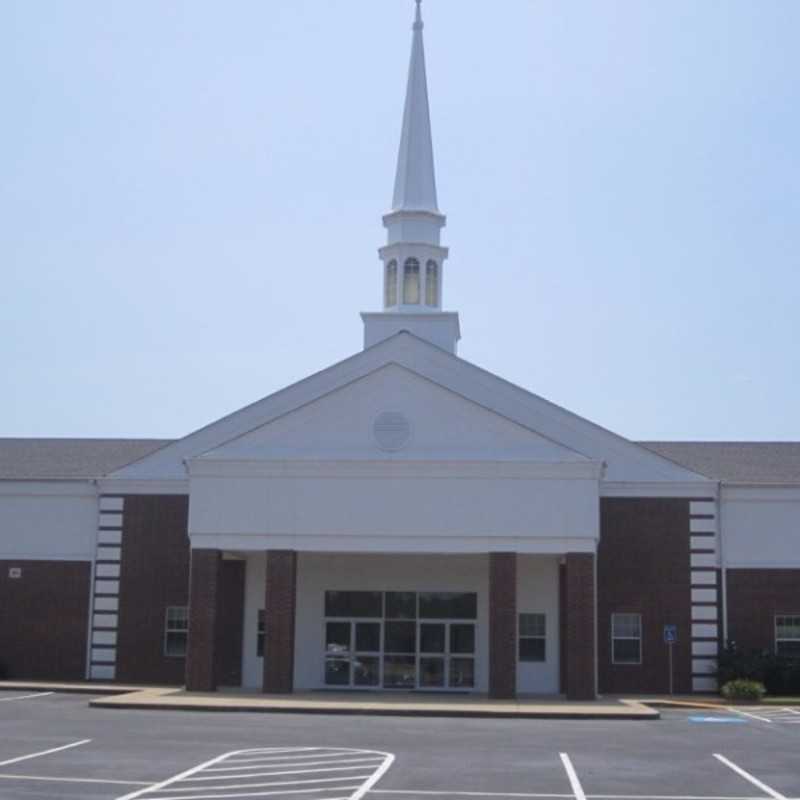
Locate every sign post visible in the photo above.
<box><xmin>664</xmin><ymin>625</ymin><xmax>678</xmax><ymax>696</ymax></box>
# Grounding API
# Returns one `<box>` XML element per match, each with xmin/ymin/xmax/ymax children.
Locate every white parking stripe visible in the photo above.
<box><xmin>160</xmin><ymin>776</ymin><xmax>373</xmax><ymax>793</ymax></box>
<box><xmin>0</xmin><ymin>739</ymin><xmax>92</xmax><ymax>767</ymax></box>
<box><xmin>0</xmin><ymin>773</ymin><xmax>150</xmax><ymax>787</ymax></box>
<box><xmin>204</xmin><ymin>759</ymin><xmax>384</xmax><ymax>773</ymax></box>
<box><xmin>559</xmin><ymin>755</ymin><xmax>587</xmax><ymax>800</ymax></box>
<box><xmin>728</xmin><ymin>707</ymin><xmax>773</xmax><ymax>723</ymax></box>
<box><xmin>713</xmin><ymin>754</ymin><xmax>786</xmax><ymax>800</ymax></box>
<box><xmin>370</xmin><ymin>794</ymin><xmax>767</xmax><ymax>799</ymax></box>
<box><xmin>118</xmin><ymin>747</ymin><xmax>394</xmax><ymax>800</ymax></box>
<box><xmin>146</xmin><ymin>788</ymin><xmax>361</xmax><ymax>800</ymax></box>
<box><xmin>0</xmin><ymin>692</ymin><xmax>55</xmax><ymax>703</ymax></box>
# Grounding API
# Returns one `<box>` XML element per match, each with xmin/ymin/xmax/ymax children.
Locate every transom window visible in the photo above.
<box><xmin>385</xmin><ymin>260</ymin><xmax>398</xmax><ymax>307</ymax></box>
<box><xmin>324</xmin><ymin>591</ymin><xmax>477</xmax><ymax>690</ymax></box>
<box><xmin>519</xmin><ymin>613</ymin><xmax>546</xmax><ymax>662</ymax></box>
<box><xmin>164</xmin><ymin>606</ymin><xmax>188</xmax><ymax>658</ymax></box>
<box><xmin>403</xmin><ymin>258</ymin><xmax>421</xmax><ymax>304</ymax></box>
<box><xmin>425</xmin><ymin>260</ymin><xmax>439</xmax><ymax>306</ymax></box>
<box><xmin>776</xmin><ymin>615</ymin><xmax>800</xmax><ymax>657</ymax></box>
<box><xmin>612</xmin><ymin>613</ymin><xmax>642</xmax><ymax>665</ymax></box>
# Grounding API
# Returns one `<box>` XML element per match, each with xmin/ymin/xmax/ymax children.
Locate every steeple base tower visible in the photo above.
<box><xmin>362</xmin><ymin>311</ymin><xmax>460</xmax><ymax>353</ymax></box>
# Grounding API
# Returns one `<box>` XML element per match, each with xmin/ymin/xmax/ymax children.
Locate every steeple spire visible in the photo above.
<box><xmin>392</xmin><ymin>0</ymin><xmax>439</xmax><ymax>213</ymax></box>
<box><xmin>362</xmin><ymin>0</ymin><xmax>460</xmax><ymax>355</ymax></box>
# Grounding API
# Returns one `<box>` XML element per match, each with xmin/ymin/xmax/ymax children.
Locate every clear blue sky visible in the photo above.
<box><xmin>3</xmin><ymin>1</ymin><xmax>798</xmax><ymax>441</ymax></box>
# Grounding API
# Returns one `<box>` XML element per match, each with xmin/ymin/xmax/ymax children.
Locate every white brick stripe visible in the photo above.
<box><xmin>98</xmin><ymin>512</ymin><xmax>123</xmax><ymax>529</ymax></box>
<box><xmin>92</xmin><ymin>631</ymin><xmax>117</xmax><ymax>646</ymax></box>
<box><xmin>692</xmin><ymin>588</ymin><xmax>717</xmax><ymax>604</ymax></box>
<box><xmin>690</xmin><ymin>517</ymin><xmax>716</xmax><ymax>533</ymax></box>
<box><xmin>90</xmin><ymin>664</ymin><xmax>115</xmax><ymax>680</ymax></box>
<box><xmin>692</xmin><ymin>623</ymin><xmax>718</xmax><ymax>638</ymax></box>
<box><xmin>99</xmin><ymin>497</ymin><xmax>124</xmax><ymax>512</ymax></box>
<box><xmin>691</xmin><ymin>535</ymin><xmax>715</xmax><ymax>551</ymax></box>
<box><xmin>692</xmin><ymin>605</ymin><xmax>718</xmax><ymax>621</ymax></box>
<box><xmin>690</xmin><ymin>501</ymin><xmax>715</xmax><ymax>516</ymax></box>
<box><xmin>97</xmin><ymin>546</ymin><xmax>121</xmax><ymax>562</ymax></box>
<box><xmin>691</xmin><ymin>570</ymin><xmax>717</xmax><ymax>585</ymax></box>
<box><xmin>95</xmin><ymin>563</ymin><xmax>121</xmax><ymax>579</ymax></box>
<box><xmin>94</xmin><ymin>597</ymin><xmax>118</xmax><ymax>612</ymax></box>
<box><xmin>93</xmin><ymin>613</ymin><xmax>118</xmax><ymax>629</ymax></box>
<box><xmin>692</xmin><ymin>640</ymin><xmax>718</xmax><ymax>656</ymax></box>
<box><xmin>98</xmin><ymin>530</ymin><xmax>122</xmax><ymax>546</ymax></box>
<box><xmin>691</xmin><ymin>553</ymin><xmax>717</xmax><ymax>568</ymax></box>
<box><xmin>91</xmin><ymin>647</ymin><xmax>117</xmax><ymax>663</ymax></box>
<box><xmin>692</xmin><ymin>658</ymin><xmax>716</xmax><ymax>674</ymax></box>
<box><xmin>95</xmin><ymin>579</ymin><xmax>119</xmax><ymax>595</ymax></box>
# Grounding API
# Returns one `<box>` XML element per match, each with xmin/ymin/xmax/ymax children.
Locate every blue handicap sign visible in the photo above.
<box><xmin>689</xmin><ymin>716</ymin><xmax>747</xmax><ymax>724</ymax></box>
<box><xmin>664</xmin><ymin>625</ymin><xmax>678</xmax><ymax>644</ymax></box>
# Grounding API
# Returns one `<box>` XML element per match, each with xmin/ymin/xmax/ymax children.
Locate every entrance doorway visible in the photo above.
<box><xmin>323</xmin><ymin>591</ymin><xmax>477</xmax><ymax>691</ymax></box>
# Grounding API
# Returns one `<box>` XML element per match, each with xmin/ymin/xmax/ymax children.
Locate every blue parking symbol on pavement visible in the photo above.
<box><xmin>689</xmin><ymin>716</ymin><xmax>747</xmax><ymax>724</ymax></box>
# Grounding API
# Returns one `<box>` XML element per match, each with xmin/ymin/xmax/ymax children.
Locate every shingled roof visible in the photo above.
<box><xmin>0</xmin><ymin>438</ymin><xmax>173</xmax><ymax>480</ymax></box>
<box><xmin>640</xmin><ymin>442</ymin><xmax>800</xmax><ymax>484</ymax></box>
<box><xmin>1</xmin><ymin>437</ymin><xmax>799</xmax><ymax>484</ymax></box>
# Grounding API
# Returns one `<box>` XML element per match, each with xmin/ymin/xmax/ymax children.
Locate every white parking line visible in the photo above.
<box><xmin>370</xmin><ymin>794</ymin><xmax>770</xmax><ymax>800</ymax></box>
<box><xmin>713</xmin><ymin>754</ymin><xmax>786</xmax><ymax>800</ymax></box>
<box><xmin>0</xmin><ymin>772</ymin><xmax>150</xmax><ymax>786</ymax></box>
<box><xmin>0</xmin><ymin>692</ymin><xmax>55</xmax><ymax>703</ymax></box>
<box><xmin>559</xmin><ymin>754</ymin><xmax>587</xmax><ymax>800</ymax></box>
<box><xmin>117</xmin><ymin>747</ymin><xmax>394</xmax><ymax>800</ymax></box>
<box><xmin>0</xmin><ymin>739</ymin><xmax>91</xmax><ymax>768</ymax></box>
<box><xmin>728</xmin><ymin>707</ymin><xmax>773</xmax><ymax>724</ymax></box>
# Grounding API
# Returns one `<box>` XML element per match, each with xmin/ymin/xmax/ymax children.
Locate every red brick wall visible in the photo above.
<box><xmin>216</xmin><ymin>560</ymin><xmax>245</xmax><ymax>687</ymax></box>
<box><xmin>598</xmin><ymin>498</ymin><xmax>692</xmax><ymax>694</ymax></box>
<box><xmin>0</xmin><ymin>560</ymin><xmax>90</xmax><ymax>680</ymax></box>
<box><xmin>727</xmin><ymin>569</ymin><xmax>800</xmax><ymax>653</ymax></box>
<box><xmin>263</xmin><ymin>550</ymin><xmax>297</xmax><ymax>694</ymax></box>
<box><xmin>186</xmin><ymin>549</ymin><xmax>221</xmax><ymax>692</ymax></box>
<box><xmin>565</xmin><ymin>552</ymin><xmax>596</xmax><ymax>700</ymax></box>
<box><xmin>116</xmin><ymin>495</ymin><xmax>190</xmax><ymax>685</ymax></box>
<box><xmin>489</xmin><ymin>552</ymin><xmax>517</xmax><ymax>699</ymax></box>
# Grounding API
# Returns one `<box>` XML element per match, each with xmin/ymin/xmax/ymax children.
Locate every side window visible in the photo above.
<box><xmin>519</xmin><ymin>613</ymin><xmax>546</xmax><ymax>662</ymax></box>
<box><xmin>776</xmin><ymin>615</ymin><xmax>800</xmax><ymax>656</ymax></box>
<box><xmin>611</xmin><ymin>613</ymin><xmax>642</xmax><ymax>665</ymax></box>
<box><xmin>385</xmin><ymin>260</ymin><xmax>398</xmax><ymax>307</ymax></box>
<box><xmin>164</xmin><ymin>606</ymin><xmax>188</xmax><ymax>657</ymax></box>
<box><xmin>425</xmin><ymin>260</ymin><xmax>439</xmax><ymax>306</ymax></box>
<box><xmin>257</xmin><ymin>609</ymin><xmax>266</xmax><ymax>657</ymax></box>
<box><xmin>403</xmin><ymin>258</ymin><xmax>421</xmax><ymax>304</ymax></box>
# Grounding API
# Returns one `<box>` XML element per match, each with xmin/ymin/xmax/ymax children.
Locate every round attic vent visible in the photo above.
<box><xmin>373</xmin><ymin>412</ymin><xmax>412</xmax><ymax>452</ymax></box>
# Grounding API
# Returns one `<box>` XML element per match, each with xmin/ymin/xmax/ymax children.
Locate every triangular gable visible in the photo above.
<box><xmin>108</xmin><ymin>332</ymin><xmax>709</xmax><ymax>484</ymax></box>
<box><xmin>198</xmin><ymin>363</ymin><xmax>589</xmax><ymax>464</ymax></box>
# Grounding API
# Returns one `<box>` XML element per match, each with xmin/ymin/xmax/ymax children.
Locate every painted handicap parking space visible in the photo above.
<box><xmin>117</xmin><ymin>747</ymin><xmax>394</xmax><ymax>800</ymax></box>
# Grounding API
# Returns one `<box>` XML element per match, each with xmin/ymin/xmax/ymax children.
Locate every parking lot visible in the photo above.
<box><xmin>0</xmin><ymin>691</ymin><xmax>799</xmax><ymax>800</ymax></box>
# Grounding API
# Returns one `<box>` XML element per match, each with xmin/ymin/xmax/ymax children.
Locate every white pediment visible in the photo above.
<box><xmin>197</xmin><ymin>364</ymin><xmax>588</xmax><ymax>464</ymax></box>
<box><xmin>107</xmin><ymin>332</ymin><xmax>710</xmax><ymax>487</ymax></box>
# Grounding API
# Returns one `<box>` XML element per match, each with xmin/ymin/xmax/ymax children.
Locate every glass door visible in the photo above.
<box><xmin>325</xmin><ymin>619</ymin><xmax>382</xmax><ymax>688</ymax></box>
<box><xmin>419</xmin><ymin>621</ymin><xmax>476</xmax><ymax>689</ymax></box>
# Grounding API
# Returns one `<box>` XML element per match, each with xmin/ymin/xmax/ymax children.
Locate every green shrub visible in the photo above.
<box><xmin>721</xmin><ymin>679</ymin><xmax>766</xmax><ymax>702</ymax></box>
<box><xmin>717</xmin><ymin>641</ymin><xmax>800</xmax><ymax>696</ymax></box>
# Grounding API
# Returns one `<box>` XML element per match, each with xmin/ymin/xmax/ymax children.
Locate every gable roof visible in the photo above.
<box><xmin>640</xmin><ymin>442</ymin><xmax>800</xmax><ymax>484</ymax></box>
<box><xmin>104</xmin><ymin>332</ymin><xmax>709</xmax><ymax>484</ymax></box>
<box><xmin>0</xmin><ymin>438</ymin><xmax>171</xmax><ymax>480</ymax></box>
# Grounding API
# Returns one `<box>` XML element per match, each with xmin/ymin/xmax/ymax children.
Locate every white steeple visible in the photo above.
<box><xmin>362</xmin><ymin>0</ymin><xmax>460</xmax><ymax>354</ymax></box>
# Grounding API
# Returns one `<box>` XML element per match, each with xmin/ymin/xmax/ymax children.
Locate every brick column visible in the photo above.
<box><xmin>565</xmin><ymin>552</ymin><xmax>597</xmax><ymax>701</ymax></box>
<box><xmin>263</xmin><ymin>550</ymin><xmax>297</xmax><ymax>694</ymax></box>
<box><xmin>185</xmin><ymin>549</ymin><xmax>221</xmax><ymax>692</ymax></box>
<box><xmin>489</xmin><ymin>552</ymin><xmax>517</xmax><ymax>699</ymax></box>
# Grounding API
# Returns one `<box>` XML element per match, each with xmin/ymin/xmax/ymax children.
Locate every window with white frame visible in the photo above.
<box><xmin>611</xmin><ymin>613</ymin><xmax>642</xmax><ymax>664</ymax></box>
<box><xmin>385</xmin><ymin>260</ymin><xmax>398</xmax><ymax>307</ymax></box>
<box><xmin>164</xmin><ymin>606</ymin><xmax>188</xmax><ymax>657</ymax></box>
<box><xmin>403</xmin><ymin>258</ymin><xmax>420</xmax><ymax>304</ymax></box>
<box><xmin>257</xmin><ymin>609</ymin><xmax>265</xmax><ymax>657</ymax></box>
<box><xmin>776</xmin><ymin>615</ymin><xmax>800</xmax><ymax>657</ymax></box>
<box><xmin>425</xmin><ymin>260</ymin><xmax>439</xmax><ymax>306</ymax></box>
<box><xmin>519</xmin><ymin>613</ymin><xmax>546</xmax><ymax>662</ymax></box>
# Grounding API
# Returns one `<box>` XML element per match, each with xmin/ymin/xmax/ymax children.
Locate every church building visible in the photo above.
<box><xmin>2</xmin><ymin>2</ymin><xmax>799</xmax><ymax>700</ymax></box>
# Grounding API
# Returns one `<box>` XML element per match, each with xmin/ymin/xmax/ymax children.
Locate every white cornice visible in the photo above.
<box><xmin>187</xmin><ymin>459</ymin><xmax>605</xmax><ymax>481</ymax></box>
<box><xmin>601</xmin><ymin>481</ymin><xmax>718</xmax><ymax>498</ymax></box>
<box><xmin>95</xmin><ymin>478</ymin><xmax>189</xmax><ymax>495</ymax></box>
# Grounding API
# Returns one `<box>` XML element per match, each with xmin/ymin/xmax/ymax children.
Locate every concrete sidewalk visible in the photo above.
<box><xmin>0</xmin><ymin>680</ymin><xmax>658</xmax><ymax>718</ymax></box>
<box><xmin>88</xmin><ymin>687</ymin><xmax>659</xmax><ymax>719</ymax></box>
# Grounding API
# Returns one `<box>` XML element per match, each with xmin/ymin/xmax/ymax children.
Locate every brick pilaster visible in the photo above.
<box><xmin>185</xmin><ymin>549</ymin><xmax>221</xmax><ymax>692</ymax></box>
<box><xmin>565</xmin><ymin>552</ymin><xmax>596</xmax><ymax>700</ymax></box>
<box><xmin>489</xmin><ymin>552</ymin><xmax>517</xmax><ymax>699</ymax></box>
<box><xmin>263</xmin><ymin>550</ymin><xmax>297</xmax><ymax>694</ymax></box>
